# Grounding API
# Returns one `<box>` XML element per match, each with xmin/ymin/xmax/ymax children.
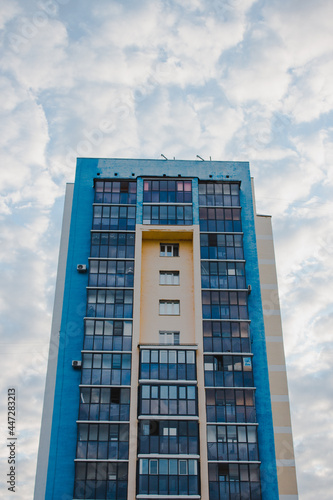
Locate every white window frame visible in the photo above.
<box><xmin>159</xmin><ymin>271</ymin><xmax>180</xmax><ymax>285</ymax></box>
<box><xmin>159</xmin><ymin>331</ymin><xmax>180</xmax><ymax>345</ymax></box>
<box><xmin>139</xmin><ymin>459</ymin><xmax>148</xmax><ymax>475</ymax></box>
<box><xmin>160</xmin><ymin>243</ymin><xmax>179</xmax><ymax>257</ymax></box>
<box><xmin>159</xmin><ymin>300</ymin><xmax>180</xmax><ymax>315</ymax></box>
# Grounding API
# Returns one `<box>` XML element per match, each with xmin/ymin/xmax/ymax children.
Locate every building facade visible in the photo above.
<box><xmin>34</xmin><ymin>158</ymin><xmax>298</xmax><ymax>500</ymax></box>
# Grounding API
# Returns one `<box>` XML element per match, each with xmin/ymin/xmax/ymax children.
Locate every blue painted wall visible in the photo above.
<box><xmin>45</xmin><ymin>158</ymin><xmax>278</xmax><ymax>499</ymax></box>
<box><xmin>238</xmin><ymin>173</ymin><xmax>279</xmax><ymax>499</ymax></box>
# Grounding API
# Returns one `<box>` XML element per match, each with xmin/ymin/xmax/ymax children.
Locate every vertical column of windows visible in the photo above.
<box><xmin>137</xmin><ymin>179</ymin><xmax>200</xmax><ymax>497</ymax></box>
<box><xmin>199</xmin><ymin>182</ymin><xmax>262</xmax><ymax>500</ymax></box>
<box><xmin>137</xmin><ymin>346</ymin><xmax>200</xmax><ymax>497</ymax></box>
<box><xmin>137</xmin><ymin>348</ymin><xmax>200</xmax><ymax>496</ymax></box>
<box><xmin>74</xmin><ymin>180</ymin><xmax>136</xmax><ymax>500</ymax></box>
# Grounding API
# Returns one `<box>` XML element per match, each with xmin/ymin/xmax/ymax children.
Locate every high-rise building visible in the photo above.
<box><xmin>34</xmin><ymin>158</ymin><xmax>298</xmax><ymax>500</ymax></box>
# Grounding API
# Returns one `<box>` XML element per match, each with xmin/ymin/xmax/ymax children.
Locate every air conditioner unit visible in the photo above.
<box><xmin>77</xmin><ymin>264</ymin><xmax>87</xmax><ymax>273</ymax></box>
<box><xmin>72</xmin><ymin>360</ymin><xmax>82</xmax><ymax>369</ymax></box>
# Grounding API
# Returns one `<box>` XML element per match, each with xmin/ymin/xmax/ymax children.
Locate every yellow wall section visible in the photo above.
<box><xmin>140</xmin><ymin>235</ymin><xmax>196</xmax><ymax>344</ymax></box>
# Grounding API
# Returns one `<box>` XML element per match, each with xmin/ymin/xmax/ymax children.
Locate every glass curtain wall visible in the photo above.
<box><xmin>199</xmin><ymin>182</ymin><xmax>262</xmax><ymax>500</ymax></box>
<box><xmin>73</xmin><ymin>180</ymin><xmax>136</xmax><ymax>500</ymax></box>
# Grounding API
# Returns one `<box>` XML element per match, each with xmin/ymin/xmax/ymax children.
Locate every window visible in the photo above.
<box><xmin>159</xmin><ymin>271</ymin><xmax>180</xmax><ymax>285</ymax></box>
<box><xmin>92</xmin><ymin>205</ymin><xmax>136</xmax><ymax>230</ymax></box>
<box><xmin>198</xmin><ymin>182</ymin><xmax>240</xmax><ymax>207</ymax></box>
<box><xmin>159</xmin><ymin>331</ymin><xmax>180</xmax><ymax>345</ymax></box>
<box><xmin>203</xmin><ymin>354</ymin><xmax>253</xmax><ymax>388</ymax></box>
<box><xmin>159</xmin><ymin>300</ymin><xmax>180</xmax><ymax>315</ymax></box>
<box><xmin>202</xmin><ymin>320</ymin><xmax>250</xmax><ymax>354</ymax></box>
<box><xmin>206</xmin><ymin>425</ymin><xmax>259</xmax><ymax>461</ymax></box>
<box><xmin>208</xmin><ymin>463</ymin><xmax>261</xmax><ymax>498</ymax></box>
<box><xmin>94</xmin><ymin>180</ymin><xmax>137</xmax><ymax>204</ymax></box>
<box><xmin>83</xmin><ymin>319</ymin><xmax>133</xmax><ymax>352</ymax></box>
<box><xmin>140</xmin><ymin>348</ymin><xmax>196</xmax><ymax>380</ymax></box>
<box><xmin>201</xmin><ymin>290</ymin><xmax>248</xmax><ymax>320</ymax></box>
<box><xmin>205</xmin><ymin>388</ymin><xmax>257</xmax><ymax>423</ymax></box>
<box><xmin>201</xmin><ymin>261</ymin><xmax>245</xmax><ymax>289</ymax></box>
<box><xmin>78</xmin><ymin>387</ymin><xmax>130</xmax><ymax>426</ymax></box>
<box><xmin>81</xmin><ymin>353</ymin><xmax>131</xmax><ymax>386</ymax></box>
<box><xmin>149</xmin><ymin>459</ymin><xmax>158</xmax><ymax>474</ymax></box>
<box><xmin>143</xmin><ymin>205</ymin><xmax>193</xmax><ymax>225</ymax></box>
<box><xmin>76</xmin><ymin>423</ymin><xmax>129</xmax><ymax>460</ymax></box>
<box><xmin>198</xmin><ymin>207</ymin><xmax>242</xmax><ymax>232</ymax></box>
<box><xmin>179</xmin><ymin>460</ymin><xmax>187</xmax><ymax>475</ymax></box>
<box><xmin>89</xmin><ymin>260</ymin><xmax>134</xmax><ymax>287</ymax></box>
<box><xmin>74</xmin><ymin>462</ymin><xmax>128</xmax><ymax>500</ymax></box>
<box><xmin>140</xmin><ymin>385</ymin><xmax>197</xmax><ymax>416</ymax></box>
<box><xmin>138</xmin><ymin>459</ymin><xmax>199</xmax><ymax>496</ymax></box>
<box><xmin>143</xmin><ymin>179</ymin><xmax>192</xmax><ymax>203</ymax></box>
<box><xmin>160</xmin><ymin>244</ymin><xmax>179</xmax><ymax>257</ymax></box>
<box><xmin>91</xmin><ymin>232</ymin><xmax>135</xmax><ymax>259</ymax></box>
<box><xmin>87</xmin><ymin>289</ymin><xmax>133</xmax><ymax>319</ymax></box>
<box><xmin>200</xmin><ymin>233</ymin><xmax>243</xmax><ymax>260</ymax></box>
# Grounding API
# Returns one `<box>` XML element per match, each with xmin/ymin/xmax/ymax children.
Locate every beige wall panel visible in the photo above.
<box><xmin>253</xmin><ymin>200</ymin><xmax>298</xmax><ymax>497</ymax></box>
<box><xmin>255</xmin><ymin>213</ymin><xmax>273</xmax><ymax>235</ymax></box>
<box><xmin>263</xmin><ymin>314</ymin><xmax>283</xmax><ymax>336</ymax></box>
<box><xmin>271</xmin><ymin>402</ymin><xmax>292</xmax><ymax>427</ymax></box>
<box><xmin>258</xmin><ymin>263</ymin><xmax>278</xmax><ymax>285</ymax></box>
<box><xmin>274</xmin><ymin>434</ymin><xmax>296</xmax><ymax>460</ymax></box>
<box><xmin>261</xmin><ymin>288</ymin><xmax>281</xmax><ymax>310</ymax></box>
<box><xmin>269</xmin><ymin>372</ymin><xmax>289</xmax><ymax>396</ymax></box>
<box><xmin>277</xmin><ymin>466</ymin><xmax>298</xmax><ymax>495</ymax></box>
<box><xmin>140</xmin><ymin>238</ymin><xmax>195</xmax><ymax>345</ymax></box>
<box><xmin>267</xmin><ymin>342</ymin><xmax>286</xmax><ymax>365</ymax></box>
<box><xmin>256</xmin><ymin>239</ymin><xmax>275</xmax><ymax>259</ymax></box>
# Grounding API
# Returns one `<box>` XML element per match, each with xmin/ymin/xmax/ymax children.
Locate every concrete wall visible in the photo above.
<box><xmin>254</xmin><ymin>212</ymin><xmax>298</xmax><ymax>500</ymax></box>
<box><xmin>34</xmin><ymin>184</ymin><xmax>74</xmax><ymax>500</ymax></box>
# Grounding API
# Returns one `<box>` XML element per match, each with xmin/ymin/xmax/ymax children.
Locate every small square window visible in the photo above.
<box><xmin>159</xmin><ymin>300</ymin><xmax>180</xmax><ymax>315</ymax></box>
<box><xmin>159</xmin><ymin>332</ymin><xmax>180</xmax><ymax>345</ymax></box>
<box><xmin>160</xmin><ymin>243</ymin><xmax>179</xmax><ymax>257</ymax></box>
<box><xmin>159</xmin><ymin>271</ymin><xmax>180</xmax><ymax>285</ymax></box>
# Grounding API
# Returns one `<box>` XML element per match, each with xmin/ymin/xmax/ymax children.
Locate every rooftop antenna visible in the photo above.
<box><xmin>161</xmin><ymin>154</ymin><xmax>168</xmax><ymax>160</ymax></box>
<box><xmin>197</xmin><ymin>155</ymin><xmax>205</xmax><ymax>161</ymax></box>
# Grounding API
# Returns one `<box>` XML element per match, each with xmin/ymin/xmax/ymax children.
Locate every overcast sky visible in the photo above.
<box><xmin>0</xmin><ymin>0</ymin><xmax>332</xmax><ymax>498</ymax></box>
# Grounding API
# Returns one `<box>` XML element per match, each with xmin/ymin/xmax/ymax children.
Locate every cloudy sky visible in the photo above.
<box><xmin>0</xmin><ymin>0</ymin><xmax>332</xmax><ymax>498</ymax></box>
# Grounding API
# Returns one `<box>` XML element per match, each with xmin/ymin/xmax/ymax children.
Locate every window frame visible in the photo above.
<box><xmin>160</xmin><ymin>243</ymin><xmax>179</xmax><ymax>257</ymax></box>
<box><xmin>159</xmin><ymin>331</ymin><xmax>180</xmax><ymax>345</ymax></box>
<box><xmin>159</xmin><ymin>271</ymin><xmax>180</xmax><ymax>285</ymax></box>
<box><xmin>159</xmin><ymin>300</ymin><xmax>180</xmax><ymax>316</ymax></box>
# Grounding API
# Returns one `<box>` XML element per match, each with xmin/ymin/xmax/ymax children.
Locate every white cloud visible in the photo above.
<box><xmin>283</xmin><ymin>57</ymin><xmax>333</xmax><ymax>123</ymax></box>
<box><xmin>0</xmin><ymin>0</ymin><xmax>332</xmax><ymax>498</ymax></box>
<box><xmin>0</xmin><ymin>0</ymin><xmax>21</xmax><ymax>30</ymax></box>
<box><xmin>3</xmin><ymin>17</ymin><xmax>69</xmax><ymax>91</ymax></box>
<box><xmin>263</xmin><ymin>0</ymin><xmax>333</xmax><ymax>67</ymax></box>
